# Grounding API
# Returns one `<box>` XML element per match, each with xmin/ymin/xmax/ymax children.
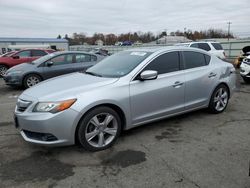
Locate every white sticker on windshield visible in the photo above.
<box><xmin>130</xmin><ymin>52</ymin><xmax>147</xmax><ymax>56</ymax></box>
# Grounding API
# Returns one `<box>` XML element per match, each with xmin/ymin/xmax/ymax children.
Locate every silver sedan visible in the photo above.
<box><xmin>14</xmin><ymin>47</ymin><xmax>236</xmax><ymax>151</ymax></box>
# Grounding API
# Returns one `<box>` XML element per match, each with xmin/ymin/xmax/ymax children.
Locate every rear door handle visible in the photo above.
<box><xmin>172</xmin><ymin>81</ymin><xmax>184</xmax><ymax>88</ymax></box>
<box><xmin>208</xmin><ymin>72</ymin><xmax>217</xmax><ymax>78</ymax></box>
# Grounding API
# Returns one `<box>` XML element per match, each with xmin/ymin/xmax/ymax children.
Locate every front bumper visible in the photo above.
<box><xmin>3</xmin><ymin>74</ymin><xmax>23</xmax><ymax>86</ymax></box>
<box><xmin>240</xmin><ymin>62</ymin><xmax>250</xmax><ymax>78</ymax></box>
<box><xmin>15</xmin><ymin>107</ymin><xmax>80</xmax><ymax>146</ymax></box>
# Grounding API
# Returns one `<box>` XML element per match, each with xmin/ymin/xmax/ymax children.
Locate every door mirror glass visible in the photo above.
<box><xmin>12</xmin><ymin>55</ymin><xmax>20</xmax><ymax>59</ymax></box>
<box><xmin>140</xmin><ymin>70</ymin><xmax>158</xmax><ymax>80</ymax></box>
<box><xmin>47</xmin><ymin>61</ymin><xmax>54</xmax><ymax>67</ymax></box>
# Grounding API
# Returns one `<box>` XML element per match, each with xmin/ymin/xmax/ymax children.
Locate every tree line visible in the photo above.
<box><xmin>57</xmin><ymin>29</ymin><xmax>234</xmax><ymax>45</ymax></box>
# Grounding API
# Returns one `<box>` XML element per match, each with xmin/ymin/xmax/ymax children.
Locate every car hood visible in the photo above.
<box><xmin>20</xmin><ymin>73</ymin><xmax>119</xmax><ymax>101</ymax></box>
<box><xmin>6</xmin><ymin>63</ymin><xmax>34</xmax><ymax>73</ymax></box>
<box><xmin>0</xmin><ymin>56</ymin><xmax>11</xmax><ymax>62</ymax></box>
<box><xmin>242</xmin><ymin>46</ymin><xmax>250</xmax><ymax>54</ymax></box>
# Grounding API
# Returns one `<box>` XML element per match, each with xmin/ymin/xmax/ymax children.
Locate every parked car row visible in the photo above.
<box><xmin>3</xmin><ymin>51</ymin><xmax>104</xmax><ymax>88</ymax></box>
<box><xmin>0</xmin><ymin>49</ymin><xmax>55</xmax><ymax>76</ymax></box>
<box><xmin>13</xmin><ymin>46</ymin><xmax>236</xmax><ymax>151</ymax></box>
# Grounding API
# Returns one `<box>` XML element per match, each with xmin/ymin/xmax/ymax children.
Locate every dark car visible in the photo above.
<box><xmin>0</xmin><ymin>49</ymin><xmax>55</xmax><ymax>76</ymax></box>
<box><xmin>3</xmin><ymin>51</ymin><xmax>104</xmax><ymax>88</ymax></box>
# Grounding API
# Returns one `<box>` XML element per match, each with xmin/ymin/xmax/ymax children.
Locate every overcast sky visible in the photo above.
<box><xmin>0</xmin><ymin>0</ymin><xmax>249</xmax><ymax>38</ymax></box>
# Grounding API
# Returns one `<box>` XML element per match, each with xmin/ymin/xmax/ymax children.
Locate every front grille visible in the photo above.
<box><xmin>16</xmin><ymin>99</ymin><xmax>32</xmax><ymax>112</ymax></box>
<box><xmin>23</xmin><ymin>130</ymin><xmax>58</xmax><ymax>142</ymax></box>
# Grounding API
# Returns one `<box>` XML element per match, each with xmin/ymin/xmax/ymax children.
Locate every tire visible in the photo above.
<box><xmin>0</xmin><ymin>64</ymin><xmax>8</xmax><ymax>77</ymax></box>
<box><xmin>77</xmin><ymin>106</ymin><xmax>122</xmax><ymax>151</ymax></box>
<box><xmin>243</xmin><ymin>77</ymin><xmax>250</xmax><ymax>84</ymax></box>
<box><xmin>208</xmin><ymin>84</ymin><xmax>229</xmax><ymax>114</ymax></box>
<box><xmin>23</xmin><ymin>74</ymin><xmax>42</xmax><ymax>89</ymax></box>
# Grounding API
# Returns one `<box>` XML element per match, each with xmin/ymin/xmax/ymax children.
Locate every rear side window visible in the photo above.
<box><xmin>144</xmin><ymin>51</ymin><xmax>180</xmax><ymax>74</ymax></box>
<box><xmin>32</xmin><ymin>50</ymin><xmax>47</xmax><ymax>57</ymax></box>
<box><xmin>198</xmin><ymin>43</ymin><xmax>211</xmax><ymax>51</ymax></box>
<box><xmin>91</xmin><ymin>55</ymin><xmax>97</xmax><ymax>61</ymax></box>
<box><xmin>211</xmin><ymin>43</ymin><xmax>223</xmax><ymax>50</ymax></box>
<box><xmin>183</xmin><ymin>51</ymin><xmax>207</xmax><ymax>69</ymax></box>
<box><xmin>204</xmin><ymin>54</ymin><xmax>211</xmax><ymax>65</ymax></box>
<box><xmin>75</xmin><ymin>54</ymin><xmax>91</xmax><ymax>63</ymax></box>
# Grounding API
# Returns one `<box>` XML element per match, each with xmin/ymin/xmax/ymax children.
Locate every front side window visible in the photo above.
<box><xmin>75</xmin><ymin>54</ymin><xmax>91</xmax><ymax>63</ymax></box>
<box><xmin>144</xmin><ymin>52</ymin><xmax>180</xmax><ymax>74</ymax></box>
<box><xmin>190</xmin><ymin>43</ymin><xmax>199</xmax><ymax>48</ymax></box>
<box><xmin>183</xmin><ymin>51</ymin><xmax>207</xmax><ymax>69</ymax></box>
<box><xmin>16</xmin><ymin>50</ymin><xmax>31</xmax><ymax>57</ymax></box>
<box><xmin>49</xmin><ymin>54</ymin><xmax>73</xmax><ymax>66</ymax></box>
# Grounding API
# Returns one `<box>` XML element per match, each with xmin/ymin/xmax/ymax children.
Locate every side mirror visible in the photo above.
<box><xmin>12</xmin><ymin>55</ymin><xmax>20</xmax><ymax>59</ymax></box>
<box><xmin>140</xmin><ymin>70</ymin><xmax>158</xmax><ymax>81</ymax></box>
<box><xmin>47</xmin><ymin>61</ymin><xmax>54</xmax><ymax>67</ymax></box>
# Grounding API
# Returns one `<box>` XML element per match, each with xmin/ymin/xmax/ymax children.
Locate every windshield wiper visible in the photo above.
<box><xmin>85</xmin><ymin>71</ymin><xmax>103</xmax><ymax>77</ymax></box>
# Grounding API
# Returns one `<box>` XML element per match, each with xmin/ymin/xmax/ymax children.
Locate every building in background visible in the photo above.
<box><xmin>0</xmin><ymin>38</ymin><xmax>69</xmax><ymax>54</ymax></box>
<box><xmin>154</xmin><ymin>36</ymin><xmax>192</xmax><ymax>45</ymax></box>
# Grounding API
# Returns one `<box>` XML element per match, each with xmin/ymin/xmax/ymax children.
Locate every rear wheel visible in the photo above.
<box><xmin>77</xmin><ymin>106</ymin><xmax>122</xmax><ymax>151</ymax></box>
<box><xmin>0</xmin><ymin>64</ymin><xmax>8</xmax><ymax>77</ymax></box>
<box><xmin>208</xmin><ymin>84</ymin><xmax>229</xmax><ymax>114</ymax></box>
<box><xmin>242</xmin><ymin>77</ymin><xmax>250</xmax><ymax>84</ymax></box>
<box><xmin>23</xmin><ymin>74</ymin><xmax>42</xmax><ymax>88</ymax></box>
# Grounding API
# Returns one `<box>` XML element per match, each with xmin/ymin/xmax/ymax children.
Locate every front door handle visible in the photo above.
<box><xmin>208</xmin><ymin>72</ymin><xmax>217</xmax><ymax>78</ymax></box>
<box><xmin>172</xmin><ymin>81</ymin><xmax>184</xmax><ymax>88</ymax></box>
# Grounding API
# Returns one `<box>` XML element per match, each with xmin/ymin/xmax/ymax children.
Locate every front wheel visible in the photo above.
<box><xmin>0</xmin><ymin>64</ymin><xmax>8</xmax><ymax>77</ymax></box>
<box><xmin>23</xmin><ymin>74</ymin><xmax>42</xmax><ymax>88</ymax></box>
<box><xmin>77</xmin><ymin>106</ymin><xmax>122</xmax><ymax>151</ymax></box>
<box><xmin>208</xmin><ymin>85</ymin><xmax>229</xmax><ymax>114</ymax></box>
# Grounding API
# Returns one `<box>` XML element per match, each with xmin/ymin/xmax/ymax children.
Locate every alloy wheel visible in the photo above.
<box><xmin>213</xmin><ymin>88</ymin><xmax>228</xmax><ymax>112</ymax></box>
<box><xmin>0</xmin><ymin>66</ymin><xmax>8</xmax><ymax>77</ymax></box>
<box><xmin>26</xmin><ymin>76</ymin><xmax>40</xmax><ymax>87</ymax></box>
<box><xmin>85</xmin><ymin>113</ymin><xmax>118</xmax><ymax>148</ymax></box>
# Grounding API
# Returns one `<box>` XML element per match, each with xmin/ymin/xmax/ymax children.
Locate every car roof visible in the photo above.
<box><xmin>49</xmin><ymin>51</ymin><xmax>98</xmax><ymax>56</ymax></box>
<box><xmin>125</xmin><ymin>46</ymin><xmax>208</xmax><ymax>54</ymax></box>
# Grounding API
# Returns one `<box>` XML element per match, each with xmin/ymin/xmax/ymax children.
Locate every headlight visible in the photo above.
<box><xmin>243</xmin><ymin>59</ymin><xmax>250</xmax><ymax>65</ymax></box>
<box><xmin>33</xmin><ymin>99</ymin><xmax>77</xmax><ymax>113</ymax></box>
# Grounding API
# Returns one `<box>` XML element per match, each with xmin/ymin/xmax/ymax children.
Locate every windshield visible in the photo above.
<box><xmin>31</xmin><ymin>52</ymin><xmax>58</xmax><ymax>64</ymax></box>
<box><xmin>86</xmin><ymin>51</ymin><xmax>152</xmax><ymax>78</ymax></box>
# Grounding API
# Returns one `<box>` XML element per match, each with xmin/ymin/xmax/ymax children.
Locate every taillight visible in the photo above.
<box><xmin>223</xmin><ymin>52</ymin><xmax>226</xmax><ymax>58</ymax></box>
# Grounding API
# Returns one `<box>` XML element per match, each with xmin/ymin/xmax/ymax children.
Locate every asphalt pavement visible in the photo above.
<box><xmin>0</xmin><ymin>73</ymin><xmax>250</xmax><ymax>188</ymax></box>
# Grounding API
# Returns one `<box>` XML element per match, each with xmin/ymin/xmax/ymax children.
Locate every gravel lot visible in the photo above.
<box><xmin>0</xmin><ymin>72</ymin><xmax>250</xmax><ymax>188</ymax></box>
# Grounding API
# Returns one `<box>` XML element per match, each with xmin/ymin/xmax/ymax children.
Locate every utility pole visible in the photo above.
<box><xmin>227</xmin><ymin>22</ymin><xmax>232</xmax><ymax>41</ymax></box>
<box><xmin>165</xmin><ymin>29</ymin><xmax>167</xmax><ymax>45</ymax></box>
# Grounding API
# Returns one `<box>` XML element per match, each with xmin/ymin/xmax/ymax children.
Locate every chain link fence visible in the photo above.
<box><xmin>70</xmin><ymin>40</ymin><xmax>250</xmax><ymax>61</ymax></box>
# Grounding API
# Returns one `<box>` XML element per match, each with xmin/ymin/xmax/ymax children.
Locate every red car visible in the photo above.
<box><xmin>0</xmin><ymin>49</ymin><xmax>55</xmax><ymax>76</ymax></box>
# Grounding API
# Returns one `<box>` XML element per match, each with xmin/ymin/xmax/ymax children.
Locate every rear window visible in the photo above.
<box><xmin>211</xmin><ymin>43</ymin><xmax>223</xmax><ymax>50</ymax></box>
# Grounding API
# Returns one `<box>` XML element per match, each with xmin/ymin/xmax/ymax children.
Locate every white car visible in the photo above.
<box><xmin>240</xmin><ymin>55</ymin><xmax>250</xmax><ymax>83</ymax></box>
<box><xmin>176</xmin><ymin>42</ymin><xmax>226</xmax><ymax>59</ymax></box>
